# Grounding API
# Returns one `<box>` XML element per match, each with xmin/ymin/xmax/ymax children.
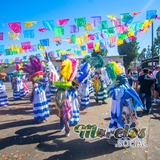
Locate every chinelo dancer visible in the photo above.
<box><xmin>12</xmin><ymin>72</ymin><xmax>26</xmax><ymax>100</ymax></box>
<box><xmin>81</xmin><ymin>55</ymin><xmax>94</xmax><ymax>96</ymax></box>
<box><xmin>16</xmin><ymin>64</ymin><xmax>29</xmax><ymax>95</ymax></box>
<box><xmin>22</xmin><ymin>55</ymin><xmax>50</xmax><ymax>123</ymax></box>
<box><xmin>106</xmin><ymin>62</ymin><xmax>144</xmax><ymax>144</ymax></box>
<box><xmin>31</xmin><ymin>79</ymin><xmax>50</xmax><ymax>123</ymax></box>
<box><xmin>54</xmin><ymin>58</ymin><xmax>79</xmax><ymax>137</ymax></box>
<box><xmin>92</xmin><ymin>53</ymin><xmax>110</xmax><ymax>104</ymax></box>
<box><xmin>76</xmin><ymin>62</ymin><xmax>92</xmax><ymax>110</ymax></box>
<box><xmin>0</xmin><ymin>79</ymin><xmax>8</xmax><ymax>107</ymax></box>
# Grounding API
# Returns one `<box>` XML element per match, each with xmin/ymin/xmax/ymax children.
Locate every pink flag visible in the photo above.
<box><xmin>38</xmin><ymin>28</ymin><xmax>47</xmax><ymax>32</ymax></box>
<box><xmin>8</xmin><ymin>22</ymin><xmax>21</xmax><ymax>33</ymax></box>
<box><xmin>0</xmin><ymin>60</ymin><xmax>3</xmax><ymax>64</ymax></box>
<box><xmin>88</xmin><ymin>34</ymin><xmax>95</xmax><ymax>40</ymax></box>
<box><xmin>111</xmin><ymin>19</ymin><xmax>121</xmax><ymax>27</ymax></box>
<box><xmin>21</xmin><ymin>42</ymin><xmax>31</xmax><ymax>50</ymax></box>
<box><xmin>116</xmin><ymin>25</ymin><xmax>128</xmax><ymax>33</ymax></box>
<box><xmin>87</xmin><ymin>42</ymin><xmax>94</xmax><ymax>50</ymax></box>
<box><xmin>108</xmin><ymin>36</ymin><xmax>117</xmax><ymax>43</ymax></box>
<box><xmin>66</xmin><ymin>38</ymin><xmax>72</xmax><ymax>44</ymax></box>
<box><xmin>57</xmin><ymin>19</ymin><xmax>69</xmax><ymax>26</ymax></box>
<box><xmin>0</xmin><ymin>32</ymin><xmax>3</xmax><ymax>40</ymax></box>
<box><xmin>128</xmin><ymin>36</ymin><xmax>136</xmax><ymax>41</ymax></box>
<box><xmin>53</xmin><ymin>37</ymin><xmax>62</xmax><ymax>46</ymax></box>
<box><xmin>156</xmin><ymin>16</ymin><xmax>160</xmax><ymax>20</ymax></box>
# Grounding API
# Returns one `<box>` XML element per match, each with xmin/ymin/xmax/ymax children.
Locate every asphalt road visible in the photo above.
<box><xmin>0</xmin><ymin>82</ymin><xmax>160</xmax><ymax>160</ymax></box>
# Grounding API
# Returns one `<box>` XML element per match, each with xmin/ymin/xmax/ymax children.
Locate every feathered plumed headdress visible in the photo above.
<box><xmin>22</xmin><ymin>55</ymin><xmax>44</xmax><ymax>82</ymax></box>
<box><xmin>60</xmin><ymin>58</ymin><xmax>79</xmax><ymax>82</ymax></box>
<box><xmin>90</xmin><ymin>54</ymin><xmax>104</xmax><ymax>69</ymax></box>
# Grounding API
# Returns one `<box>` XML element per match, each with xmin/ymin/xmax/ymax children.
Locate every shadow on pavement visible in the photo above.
<box><xmin>8</xmin><ymin>102</ymin><xmax>31</xmax><ymax>106</ymax></box>
<box><xmin>0</xmin><ymin>119</ymin><xmax>34</xmax><ymax>130</ymax></box>
<box><xmin>151</xmin><ymin>103</ymin><xmax>160</xmax><ymax>120</ymax></box>
<box><xmin>37</xmin><ymin>138</ymin><xmax>122</xmax><ymax>160</ymax></box>
<box><xmin>0</xmin><ymin>107</ymin><xmax>33</xmax><ymax>116</ymax></box>
<box><xmin>0</xmin><ymin>123</ymin><xmax>61</xmax><ymax>150</ymax></box>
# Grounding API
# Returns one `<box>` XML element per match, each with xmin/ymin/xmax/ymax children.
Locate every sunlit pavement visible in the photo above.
<box><xmin>0</xmin><ymin>82</ymin><xmax>160</xmax><ymax>160</ymax></box>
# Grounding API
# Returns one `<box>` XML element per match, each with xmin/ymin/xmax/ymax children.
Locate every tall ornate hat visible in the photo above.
<box><xmin>22</xmin><ymin>55</ymin><xmax>44</xmax><ymax>82</ymax></box>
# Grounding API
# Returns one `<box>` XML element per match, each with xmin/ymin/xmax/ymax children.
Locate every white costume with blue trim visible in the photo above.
<box><xmin>0</xmin><ymin>81</ymin><xmax>8</xmax><ymax>107</ymax></box>
<box><xmin>67</xmin><ymin>88</ymin><xmax>80</xmax><ymax>125</ymax></box>
<box><xmin>12</xmin><ymin>76</ymin><xmax>26</xmax><ymax>100</ymax></box>
<box><xmin>108</xmin><ymin>76</ymin><xmax>144</xmax><ymax>132</ymax></box>
<box><xmin>50</xmin><ymin>81</ymin><xmax>57</xmax><ymax>95</ymax></box>
<box><xmin>43</xmin><ymin>76</ymin><xmax>51</xmax><ymax>102</ymax></box>
<box><xmin>78</xmin><ymin>80</ymin><xmax>90</xmax><ymax>107</ymax></box>
<box><xmin>33</xmin><ymin>86</ymin><xmax>50</xmax><ymax>121</ymax></box>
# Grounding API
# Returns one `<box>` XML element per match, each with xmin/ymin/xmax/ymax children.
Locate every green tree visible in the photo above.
<box><xmin>145</xmin><ymin>45</ymin><xmax>152</xmax><ymax>58</ymax></box>
<box><xmin>137</xmin><ymin>48</ymin><xmax>146</xmax><ymax>61</ymax></box>
<box><xmin>118</xmin><ymin>39</ymin><xmax>139</xmax><ymax>69</ymax></box>
<box><xmin>154</xmin><ymin>26</ymin><xmax>160</xmax><ymax>55</ymax></box>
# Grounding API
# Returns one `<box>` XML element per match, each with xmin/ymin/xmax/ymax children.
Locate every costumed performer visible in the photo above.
<box><xmin>67</xmin><ymin>83</ymin><xmax>80</xmax><ymax>126</ymax></box>
<box><xmin>23</xmin><ymin>55</ymin><xmax>50</xmax><ymax>122</ymax></box>
<box><xmin>76</xmin><ymin>62</ymin><xmax>91</xmax><ymax>110</ymax></box>
<box><xmin>31</xmin><ymin>79</ymin><xmax>50</xmax><ymax>123</ymax></box>
<box><xmin>92</xmin><ymin>54</ymin><xmax>109</xmax><ymax>104</ymax></box>
<box><xmin>0</xmin><ymin>80</ymin><xmax>9</xmax><ymax>107</ymax></box>
<box><xmin>107</xmin><ymin>74</ymin><xmax>144</xmax><ymax>143</ymax></box>
<box><xmin>81</xmin><ymin>55</ymin><xmax>94</xmax><ymax>95</ymax></box>
<box><xmin>12</xmin><ymin>72</ymin><xmax>26</xmax><ymax>100</ymax></box>
<box><xmin>54</xmin><ymin>58</ymin><xmax>79</xmax><ymax>137</ymax></box>
<box><xmin>16</xmin><ymin>64</ymin><xmax>29</xmax><ymax>95</ymax></box>
<box><xmin>22</xmin><ymin>74</ymin><xmax>29</xmax><ymax>95</ymax></box>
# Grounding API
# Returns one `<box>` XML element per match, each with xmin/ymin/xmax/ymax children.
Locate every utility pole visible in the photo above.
<box><xmin>151</xmin><ymin>22</ymin><xmax>154</xmax><ymax>69</ymax></box>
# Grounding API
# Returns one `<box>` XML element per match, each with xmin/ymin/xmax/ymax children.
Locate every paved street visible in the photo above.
<box><xmin>0</xmin><ymin>82</ymin><xmax>160</xmax><ymax>160</ymax></box>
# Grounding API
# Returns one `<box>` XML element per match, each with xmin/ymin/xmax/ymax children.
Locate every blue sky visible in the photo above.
<box><xmin>0</xmin><ymin>0</ymin><xmax>159</xmax><ymax>61</ymax></box>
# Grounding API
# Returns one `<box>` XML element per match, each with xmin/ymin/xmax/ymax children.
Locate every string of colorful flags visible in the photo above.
<box><xmin>0</xmin><ymin>10</ymin><xmax>160</xmax><ymax>64</ymax></box>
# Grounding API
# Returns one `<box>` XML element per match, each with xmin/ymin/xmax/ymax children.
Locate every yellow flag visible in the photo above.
<box><xmin>42</xmin><ymin>52</ymin><xmax>46</xmax><ymax>57</ymax></box>
<box><xmin>76</xmin><ymin>36</ymin><xmax>84</xmax><ymax>46</ymax></box>
<box><xmin>85</xmin><ymin>23</ymin><xmax>94</xmax><ymax>31</ymax></box>
<box><xmin>80</xmin><ymin>36</ymin><xmax>84</xmax><ymax>45</ymax></box>
<box><xmin>82</xmin><ymin>50</ymin><xmax>87</xmax><ymax>55</ymax></box>
<box><xmin>25</xmin><ymin>21</ymin><xmax>36</xmax><ymax>28</ymax></box>
<box><xmin>107</xmin><ymin>14</ymin><xmax>117</xmax><ymax>20</ymax></box>
<box><xmin>8</xmin><ymin>44</ymin><xmax>19</xmax><ymax>52</ymax></box>
<box><xmin>19</xmin><ymin>47</ymin><xmax>25</xmax><ymax>54</ymax></box>
<box><xmin>37</xmin><ymin>44</ymin><xmax>46</xmax><ymax>50</ymax></box>
<box><xmin>84</xmin><ymin>33</ymin><xmax>88</xmax><ymax>42</ymax></box>
<box><xmin>61</xmin><ymin>50</ymin><xmax>66</xmax><ymax>55</ymax></box>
